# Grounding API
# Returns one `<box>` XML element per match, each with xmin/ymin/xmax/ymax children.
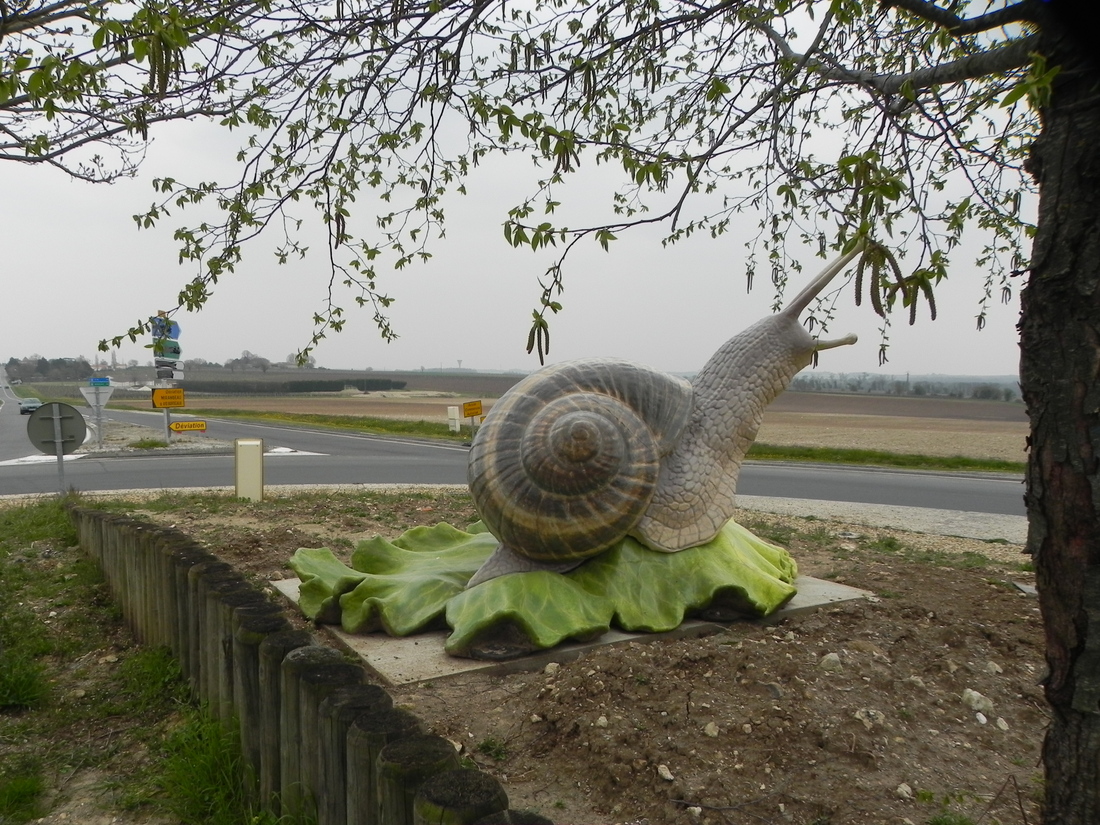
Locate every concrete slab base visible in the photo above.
<box><xmin>270</xmin><ymin>575</ymin><xmax>872</xmax><ymax>687</ymax></box>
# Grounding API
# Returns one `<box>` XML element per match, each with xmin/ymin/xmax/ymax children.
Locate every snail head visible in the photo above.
<box><xmin>781</xmin><ymin>245</ymin><xmax>862</xmax><ymax>358</ymax></box>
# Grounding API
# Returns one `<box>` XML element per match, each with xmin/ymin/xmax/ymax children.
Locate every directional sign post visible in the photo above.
<box><xmin>151</xmin><ymin>388</ymin><xmax>186</xmax><ymax>408</ymax></box>
<box><xmin>462</xmin><ymin>400</ymin><xmax>484</xmax><ymax>433</ymax></box>
<box><xmin>169</xmin><ymin>420</ymin><xmax>206</xmax><ymax>433</ymax></box>
<box><xmin>151</xmin><ymin>313</ymin><xmax>182</xmax><ymax>442</ymax></box>
<box><xmin>80</xmin><ymin>384</ymin><xmax>115</xmax><ymax>448</ymax></box>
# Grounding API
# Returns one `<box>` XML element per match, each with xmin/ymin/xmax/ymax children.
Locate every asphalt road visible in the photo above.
<box><xmin>0</xmin><ymin>389</ymin><xmax>1026</xmax><ymax>517</ymax></box>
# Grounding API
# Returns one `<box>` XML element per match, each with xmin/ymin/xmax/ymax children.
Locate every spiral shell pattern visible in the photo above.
<box><xmin>468</xmin><ymin>359</ymin><xmax>694</xmax><ymax>563</ymax></box>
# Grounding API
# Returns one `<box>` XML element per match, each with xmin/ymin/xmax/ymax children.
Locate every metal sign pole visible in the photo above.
<box><xmin>94</xmin><ymin>386</ymin><xmax>104</xmax><ymax>448</ymax></box>
<box><xmin>50</xmin><ymin>404</ymin><xmax>66</xmax><ymax>492</ymax></box>
<box><xmin>26</xmin><ymin>403</ymin><xmax>85</xmax><ymax>493</ymax></box>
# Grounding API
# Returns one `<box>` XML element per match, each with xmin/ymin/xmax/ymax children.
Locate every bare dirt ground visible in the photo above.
<box><xmin>25</xmin><ymin>396</ymin><xmax>1039</xmax><ymax>825</ymax></box>
<box><xmin>128</xmin><ymin>490</ymin><xmax>1042</xmax><ymax>825</ymax></box>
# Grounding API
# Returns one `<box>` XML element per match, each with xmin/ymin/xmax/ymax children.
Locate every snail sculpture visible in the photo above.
<box><xmin>466</xmin><ymin>247</ymin><xmax>862</xmax><ymax>587</ymax></box>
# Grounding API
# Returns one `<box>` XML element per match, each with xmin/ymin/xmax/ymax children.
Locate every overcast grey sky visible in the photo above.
<box><xmin>1</xmin><ymin>120</ymin><xmax>1026</xmax><ymax>377</ymax></box>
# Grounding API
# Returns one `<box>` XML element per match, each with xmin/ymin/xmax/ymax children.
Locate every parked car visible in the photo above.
<box><xmin>19</xmin><ymin>398</ymin><xmax>43</xmax><ymax>414</ymax></box>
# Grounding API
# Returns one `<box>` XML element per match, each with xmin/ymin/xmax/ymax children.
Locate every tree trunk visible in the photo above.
<box><xmin>1019</xmin><ymin>52</ymin><xmax>1100</xmax><ymax>825</ymax></box>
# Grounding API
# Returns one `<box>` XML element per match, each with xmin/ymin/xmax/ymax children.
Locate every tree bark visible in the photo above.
<box><xmin>1019</xmin><ymin>49</ymin><xmax>1100</xmax><ymax>825</ymax></box>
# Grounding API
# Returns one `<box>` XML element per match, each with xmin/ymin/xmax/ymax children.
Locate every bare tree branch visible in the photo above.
<box><xmin>841</xmin><ymin>34</ymin><xmax>1040</xmax><ymax>94</ymax></box>
<box><xmin>756</xmin><ymin>20</ymin><xmax>1038</xmax><ymax>95</ymax></box>
<box><xmin>883</xmin><ymin>0</ymin><xmax>1042</xmax><ymax>37</ymax></box>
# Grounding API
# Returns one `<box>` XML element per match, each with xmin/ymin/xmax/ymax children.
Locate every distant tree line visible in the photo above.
<box><xmin>182</xmin><ymin>379</ymin><xmax>406</xmax><ymax>394</ymax></box>
<box><xmin>789</xmin><ymin>373</ymin><xmax>1020</xmax><ymax>402</ymax></box>
<box><xmin>6</xmin><ymin>356</ymin><xmax>93</xmax><ymax>382</ymax></box>
<box><xmin>180</xmin><ymin>351</ymin><xmax>318</xmax><ymax>372</ymax></box>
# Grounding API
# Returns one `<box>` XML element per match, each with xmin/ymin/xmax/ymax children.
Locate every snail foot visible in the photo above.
<box><xmin>466</xmin><ymin>543</ymin><xmax>585</xmax><ymax>589</ymax></box>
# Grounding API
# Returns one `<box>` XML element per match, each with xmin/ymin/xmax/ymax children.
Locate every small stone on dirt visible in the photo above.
<box><xmin>819</xmin><ymin>652</ymin><xmax>843</xmax><ymax>671</ymax></box>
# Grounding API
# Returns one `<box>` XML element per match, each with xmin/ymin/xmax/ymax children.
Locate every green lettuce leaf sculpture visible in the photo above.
<box><xmin>290</xmin><ymin>547</ymin><xmax>368</xmax><ymax>624</ymax></box>
<box><xmin>444</xmin><ymin>571</ymin><xmax>615</xmax><ymax>657</ymax></box>
<box><xmin>289</xmin><ymin>519</ymin><xmax>797</xmax><ymax>659</ymax></box>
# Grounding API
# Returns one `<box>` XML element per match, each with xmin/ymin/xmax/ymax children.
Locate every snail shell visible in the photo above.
<box><xmin>468</xmin><ymin>358</ymin><xmax>693</xmax><ymax>563</ymax></box>
<box><xmin>466</xmin><ymin>246</ymin><xmax>863</xmax><ymax>587</ymax></box>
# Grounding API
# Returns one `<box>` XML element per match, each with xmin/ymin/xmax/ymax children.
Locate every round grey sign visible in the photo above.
<box><xmin>26</xmin><ymin>402</ymin><xmax>88</xmax><ymax>456</ymax></box>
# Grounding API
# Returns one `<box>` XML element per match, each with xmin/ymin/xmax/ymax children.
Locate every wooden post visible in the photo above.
<box><xmin>199</xmin><ymin>575</ymin><xmax>250</xmax><ymax>712</ymax></box>
<box><xmin>186</xmin><ymin>561</ymin><xmax>236</xmax><ymax>698</ymax></box>
<box><xmin>377</xmin><ymin>735</ymin><xmax>461</xmax><ymax>825</ymax></box>
<box><xmin>208</xmin><ymin>584</ymin><xmax>270</xmax><ymax>724</ymax></box>
<box><xmin>151</xmin><ymin>529</ymin><xmax>200</xmax><ymax>655</ymax></box>
<box><xmin>167</xmin><ymin>542</ymin><xmax>216</xmax><ymax>683</ymax></box>
<box><xmin>119</xmin><ymin>520</ymin><xmax>142</xmax><ymax>638</ymax></box>
<box><xmin>345</xmin><ymin>706</ymin><xmax>423</xmax><ymax>825</ymax></box>
<box><xmin>278</xmin><ymin>645</ymin><xmax>346</xmax><ymax>819</ymax></box>
<box><xmin>233</xmin><ymin>611</ymin><xmax>290</xmax><ymax>800</ymax></box>
<box><xmin>147</xmin><ymin>532</ymin><xmax>172</xmax><ymax>650</ymax></box>
<box><xmin>412</xmin><ymin>769</ymin><xmax>509</xmax><ymax>825</ymax></box>
<box><xmin>103</xmin><ymin>516</ymin><xmax>128</xmax><ymax>604</ymax></box>
<box><xmin>296</xmin><ymin>662</ymin><xmax>365</xmax><ymax>819</ymax></box>
<box><xmin>257</xmin><ymin>628</ymin><xmax>315</xmax><ymax>810</ymax></box>
<box><xmin>317</xmin><ymin>684</ymin><xmax>394</xmax><ymax>825</ymax></box>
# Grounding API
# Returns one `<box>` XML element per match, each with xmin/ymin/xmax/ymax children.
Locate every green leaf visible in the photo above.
<box><xmin>571</xmin><ymin>521</ymin><xmax>798</xmax><ymax>631</ymax></box>
<box><xmin>444</xmin><ymin>572</ymin><xmax>614</xmax><ymax>656</ymax></box>
<box><xmin>339</xmin><ymin>524</ymin><xmax>497</xmax><ymax>635</ymax></box>
<box><xmin>288</xmin><ymin>547</ymin><xmax>367</xmax><ymax>624</ymax></box>
<box><xmin>288</xmin><ymin>518</ymin><xmax>798</xmax><ymax>657</ymax></box>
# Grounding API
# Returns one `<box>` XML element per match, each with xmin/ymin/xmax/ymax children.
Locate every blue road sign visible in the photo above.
<box><xmin>151</xmin><ymin>317</ymin><xmax>181</xmax><ymax>340</ymax></box>
<box><xmin>155</xmin><ymin>340</ymin><xmax>182</xmax><ymax>359</ymax></box>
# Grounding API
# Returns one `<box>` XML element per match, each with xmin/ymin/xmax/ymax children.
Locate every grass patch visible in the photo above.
<box><xmin>0</xmin><ymin>653</ymin><xmax>47</xmax><ymax>711</ymax></box>
<box><xmin>0</xmin><ymin>505</ymin><xmax>69</xmax><ymax>713</ymax></box>
<box><xmin>115</xmin><ymin>647</ymin><xmax>190</xmax><ymax>713</ymax></box>
<box><xmin>746</xmin><ymin>442</ymin><xmax>1024</xmax><ymax>475</ymax></box>
<box><xmin>0</xmin><ymin>500</ymin><xmax>78</xmax><ymax>546</ymax></box>
<box><xmin>476</xmin><ymin>738</ymin><xmax>509</xmax><ymax>761</ymax></box>
<box><xmin>149</xmin><ymin>710</ymin><xmax>254</xmax><ymax>825</ymax></box>
<box><xmin>0</xmin><ymin>763</ymin><xmax>46</xmax><ymax>823</ymax></box>
<box><xmin>128</xmin><ymin>438</ymin><xmax>170</xmax><ymax>449</ymax></box>
<box><xmin>0</xmin><ymin>496</ymin><xmax>223</xmax><ymax>823</ymax></box>
<box><xmin>861</xmin><ymin>534</ymin><xmax>995</xmax><ymax>570</ymax></box>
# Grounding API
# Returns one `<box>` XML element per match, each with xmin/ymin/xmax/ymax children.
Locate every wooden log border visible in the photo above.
<box><xmin>66</xmin><ymin>505</ymin><xmax>546</xmax><ymax>825</ymax></box>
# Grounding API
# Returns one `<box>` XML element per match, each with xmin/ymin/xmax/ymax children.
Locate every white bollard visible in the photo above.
<box><xmin>235</xmin><ymin>438</ymin><xmax>265</xmax><ymax>501</ymax></box>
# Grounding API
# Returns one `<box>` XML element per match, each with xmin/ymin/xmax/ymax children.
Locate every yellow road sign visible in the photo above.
<box><xmin>169</xmin><ymin>420</ymin><xmax>206</xmax><ymax>433</ymax></box>
<box><xmin>462</xmin><ymin>400</ymin><xmax>483</xmax><ymax>418</ymax></box>
<box><xmin>151</xmin><ymin>388</ymin><xmax>185</xmax><ymax>408</ymax></box>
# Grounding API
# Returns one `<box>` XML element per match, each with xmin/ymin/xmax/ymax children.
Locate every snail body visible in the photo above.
<box><xmin>467</xmin><ymin>248</ymin><xmax>861</xmax><ymax>587</ymax></box>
